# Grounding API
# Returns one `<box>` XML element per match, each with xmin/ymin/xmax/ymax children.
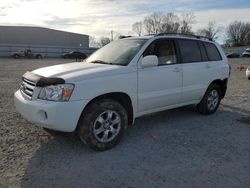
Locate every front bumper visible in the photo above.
<box><xmin>14</xmin><ymin>90</ymin><xmax>88</xmax><ymax>132</ymax></box>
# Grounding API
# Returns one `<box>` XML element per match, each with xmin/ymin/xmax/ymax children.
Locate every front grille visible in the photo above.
<box><xmin>20</xmin><ymin>78</ymin><xmax>36</xmax><ymax>100</ymax></box>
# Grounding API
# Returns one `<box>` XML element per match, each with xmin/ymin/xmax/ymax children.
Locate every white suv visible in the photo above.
<box><xmin>14</xmin><ymin>34</ymin><xmax>230</xmax><ymax>150</ymax></box>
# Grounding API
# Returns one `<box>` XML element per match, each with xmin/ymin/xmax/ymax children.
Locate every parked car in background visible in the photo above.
<box><xmin>14</xmin><ymin>34</ymin><xmax>230</xmax><ymax>151</ymax></box>
<box><xmin>227</xmin><ymin>52</ymin><xmax>241</xmax><ymax>58</ymax></box>
<box><xmin>11</xmin><ymin>49</ymin><xmax>43</xmax><ymax>59</ymax></box>
<box><xmin>242</xmin><ymin>48</ymin><xmax>250</xmax><ymax>57</ymax></box>
<box><xmin>246</xmin><ymin>66</ymin><xmax>250</xmax><ymax>80</ymax></box>
<box><xmin>62</xmin><ymin>51</ymin><xmax>87</xmax><ymax>59</ymax></box>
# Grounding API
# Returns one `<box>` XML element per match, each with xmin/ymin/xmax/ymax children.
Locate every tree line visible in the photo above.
<box><xmin>90</xmin><ymin>11</ymin><xmax>250</xmax><ymax>47</ymax></box>
<box><xmin>132</xmin><ymin>12</ymin><xmax>195</xmax><ymax>36</ymax></box>
<box><xmin>132</xmin><ymin>12</ymin><xmax>250</xmax><ymax>47</ymax></box>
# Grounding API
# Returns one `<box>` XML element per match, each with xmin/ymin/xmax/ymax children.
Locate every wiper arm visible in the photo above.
<box><xmin>89</xmin><ymin>60</ymin><xmax>111</xmax><ymax>65</ymax></box>
<box><xmin>88</xmin><ymin>60</ymin><xmax>125</xmax><ymax>66</ymax></box>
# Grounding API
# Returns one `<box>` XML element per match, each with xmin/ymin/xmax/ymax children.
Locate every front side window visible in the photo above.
<box><xmin>178</xmin><ymin>39</ymin><xmax>202</xmax><ymax>63</ymax></box>
<box><xmin>144</xmin><ymin>40</ymin><xmax>177</xmax><ymax>65</ymax></box>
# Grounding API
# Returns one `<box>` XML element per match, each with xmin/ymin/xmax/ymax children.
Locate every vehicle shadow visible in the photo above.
<box><xmin>20</xmin><ymin>106</ymin><xmax>250</xmax><ymax>188</ymax></box>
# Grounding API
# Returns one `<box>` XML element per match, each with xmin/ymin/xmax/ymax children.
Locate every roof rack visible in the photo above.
<box><xmin>119</xmin><ymin>35</ymin><xmax>132</xmax><ymax>39</ymax></box>
<box><xmin>155</xmin><ymin>33</ymin><xmax>213</xmax><ymax>41</ymax></box>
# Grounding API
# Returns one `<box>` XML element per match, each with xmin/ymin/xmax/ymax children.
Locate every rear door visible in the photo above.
<box><xmin>177</xmin><ymin>39</ymin><xmax>210</xmax><ymax>103</ymax></box>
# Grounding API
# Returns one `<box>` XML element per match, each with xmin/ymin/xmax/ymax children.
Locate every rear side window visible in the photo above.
<box><xmin>178</xmin><ymin>39</ymin><xmax>202</xmax><ymax>63</ymax></box>
<box><xmin>203</xmin><ymin>42</ymin><xmax>222</xmax><ymax>61</ymax></box>
<box><xmin>198</xmin><ymin>42</ymin><xmax>208</xmax><ymax>61</ymax></box>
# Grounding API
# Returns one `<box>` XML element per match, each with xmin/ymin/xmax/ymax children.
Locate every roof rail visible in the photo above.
<box><xmin>119</xmin><ymin>35</ymin><xmax>132</xmax><ymax>39</ymax></box>
<box><xmin>155</xmin><ymin>33</ymin><xmax>213</xmax><ymax>41</ymax></box>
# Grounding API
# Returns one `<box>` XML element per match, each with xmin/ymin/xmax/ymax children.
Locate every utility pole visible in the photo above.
<box><xmin>111</xmin><ymin>30</ymin><xmax>114</xmax><ymax>41</ymax></box>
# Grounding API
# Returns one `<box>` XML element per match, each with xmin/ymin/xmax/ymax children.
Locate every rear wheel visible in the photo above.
<box><xmin>80</xmin><ymin>54</ymin><xmax>87</xmax><ymax>60</ymax></box>
<box><xmin>77</xmin><ymin>99</ymin><xmax>128</xmax><ymax>151</ymax></box>
<box><xmin>36</xmin><ymin>54</ymin><xmax>42</xmax><ymax>59</ymax></box>
<box><xmin>197</xmin><ymin>84</ymin><xmax>222</xmax><ymax>115</ymax></box>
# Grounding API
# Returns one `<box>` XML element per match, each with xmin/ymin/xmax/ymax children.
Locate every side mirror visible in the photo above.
<box><xmin>141</xmin><ymin>55</ymin><xmax>158</xmax><ymax>68</ymax></box>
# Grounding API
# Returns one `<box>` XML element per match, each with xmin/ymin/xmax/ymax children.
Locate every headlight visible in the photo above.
<box><xmin>38</xmin><ymin>84</ymin><xmax>74</xmax><ymax>101</ymax></box>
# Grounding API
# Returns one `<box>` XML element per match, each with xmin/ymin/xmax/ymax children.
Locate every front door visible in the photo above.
<box><xmin>138</xmin><ymin>39</ymin><xmax>182</xmax><ymax>113</ymax></box>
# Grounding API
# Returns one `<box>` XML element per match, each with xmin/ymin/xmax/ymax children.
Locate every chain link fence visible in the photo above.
<box><xmin>0</xmin><ymin>44</ymin><xmax>97</xmax><ymax>58</ymax></box>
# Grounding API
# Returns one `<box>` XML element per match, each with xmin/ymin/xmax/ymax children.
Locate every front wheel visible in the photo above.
<box><xmin>197</xmin><ymin>84</ymin><xmax>222</xmax><ymax>115</ymax></box>
<box><xmin>13</xmin><ymin>54</ymin><xmax>20</xmax><ymax>59</ymax></box>
<box><xmin>77</xmin><ymin>99</ymin><xmax>128</xmax><ymax>151</ymax></box>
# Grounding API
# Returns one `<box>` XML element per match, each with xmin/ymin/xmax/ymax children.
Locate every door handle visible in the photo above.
<box><xmin>173</xmin><ymin>67</ymin><xmax>181</xmax><ymax>72</ymax></box>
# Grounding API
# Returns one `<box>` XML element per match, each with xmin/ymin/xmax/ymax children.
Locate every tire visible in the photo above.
<box><xmin>77</xmin><ymin>99</ymin><xmax>128</xmax><ymax>151</ymax></box>
<box><xmin>13</xmin><ymin>54</ymin><xmax>20</xmax><ymax>59</ymax></box>
<box><xmin>248</xmin><ymin>77</ymin><xmax>250</xmax><ymax>80</ymax></box>
<box><xmin>197</xmin><ymin>84</ymin><xmax>222</xmax><ymax>115</ymax></box>
<box><xmin>43</xmin><ymin>127</ymin><xmax>59</xmax><ymax>135</ymax></box>
<box><xmin>80</xmin><ymin>54</ymin><xmax>87</xmax><ymax>60</ymax></box>
<box><xmin>36</xmin><ymin>54</ymin><xmax>42</xmax><ymax>59</ymax></box>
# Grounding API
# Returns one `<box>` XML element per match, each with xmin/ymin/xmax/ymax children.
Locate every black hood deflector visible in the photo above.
<box><xmin>22</xmin><ymin>71</ymin><xmax>65</xmax><ymax>87</ymax></box>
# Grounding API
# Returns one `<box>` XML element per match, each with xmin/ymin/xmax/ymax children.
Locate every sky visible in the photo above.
<box><xmin>0</xmin><ymin>0</ymin><xmax>250</xmax><ymax>43</ymax></box>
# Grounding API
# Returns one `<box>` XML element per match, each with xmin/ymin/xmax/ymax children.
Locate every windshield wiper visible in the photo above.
<box><xmin>89</xmin><ymin>60</ymin><xmax>126</xmax><ymax>66</ymax></box>
<box><xmin>89</xmin><ymin>60</ymin><xmax>112</xmax><ymax>65</ymax></box>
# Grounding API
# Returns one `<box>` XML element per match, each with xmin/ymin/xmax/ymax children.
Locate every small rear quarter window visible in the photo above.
<box><xmin>198</xmin><ymin>42</ymin><xmax>208</xmax><ymax>61</ymax></box>
<box><xmin>204</xmin><ymin>42</ymin><xmax>222</xmax><ymax>61</ymax></box>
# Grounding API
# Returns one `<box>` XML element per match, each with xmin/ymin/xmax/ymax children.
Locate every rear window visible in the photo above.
<box><xmin>178</xmin><ymin>39</ymin><xmax>202</xmax><ymax>63</ymax></box>
<box><xmin>203</xmin><ymin>42</ymin><xmax>222</xmax><ymax>61</ymax></box>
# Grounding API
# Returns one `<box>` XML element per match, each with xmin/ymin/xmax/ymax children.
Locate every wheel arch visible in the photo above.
<box><xmin>209</xmin><ymin>78</ymin><xmax>228</xmax><ymax>98</ymax></box>
<box><xmin>80</xmin><ymin>53</ymin><xmax>87</xmax><ymax>59</ymax></box>
<box><xmin>76</xmin><ymin>92</ymin><xmax>134</xmax><ymax>131</ymax></box>
<box><xmin>36</xmin><ymin>54</ymin><xmax>42</xmax><ymax>58</ymax></box>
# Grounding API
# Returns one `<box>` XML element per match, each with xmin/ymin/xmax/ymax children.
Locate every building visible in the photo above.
<box><xmin>0</xmin><ymin>26</ymin><xmax>94</xmax><ymax>57</ymax></box>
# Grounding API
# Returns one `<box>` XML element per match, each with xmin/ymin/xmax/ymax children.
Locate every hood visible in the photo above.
<box><xmin>32</xmin><ymin>62</ymin><xmax>127</xmax><ymax>82</ymax></box>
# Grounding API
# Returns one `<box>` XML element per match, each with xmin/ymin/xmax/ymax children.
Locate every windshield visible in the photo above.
<box><xmin>85</xmin><ymin>39</ymin><xmax>147</xmax><ymax>66</ymax></box>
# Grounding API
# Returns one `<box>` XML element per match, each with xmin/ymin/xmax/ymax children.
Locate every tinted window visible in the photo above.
<box><xmin>178</xmin><ymin>39</ymin><xmax>202</xmax><ymax>63</ymax></box>
<box><xmin>204</xmin><ymin>42</ymin><xmax>222</xmax><ymax>61</ymax></box>
<box><xmin>144</xmin><ymin>40</ymin><xmax>177</xmax><ymax>65</ymax></box>
<box><xmin>198</xmin><ymin>42</ymin><xmax>208</xmax><ymax>61</ymax></box>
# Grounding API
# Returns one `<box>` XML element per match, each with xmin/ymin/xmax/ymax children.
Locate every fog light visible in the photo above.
<box><xmin>37</xmin><ymin>110</ymin><xmax>48</xmax><ymax>121</ymax></box>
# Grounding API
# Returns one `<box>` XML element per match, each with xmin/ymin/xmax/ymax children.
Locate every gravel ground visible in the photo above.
<box><xmin>0</xmin><ymin>58</ymin><xmax>250</xmax><ymax>188</ymax></box>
